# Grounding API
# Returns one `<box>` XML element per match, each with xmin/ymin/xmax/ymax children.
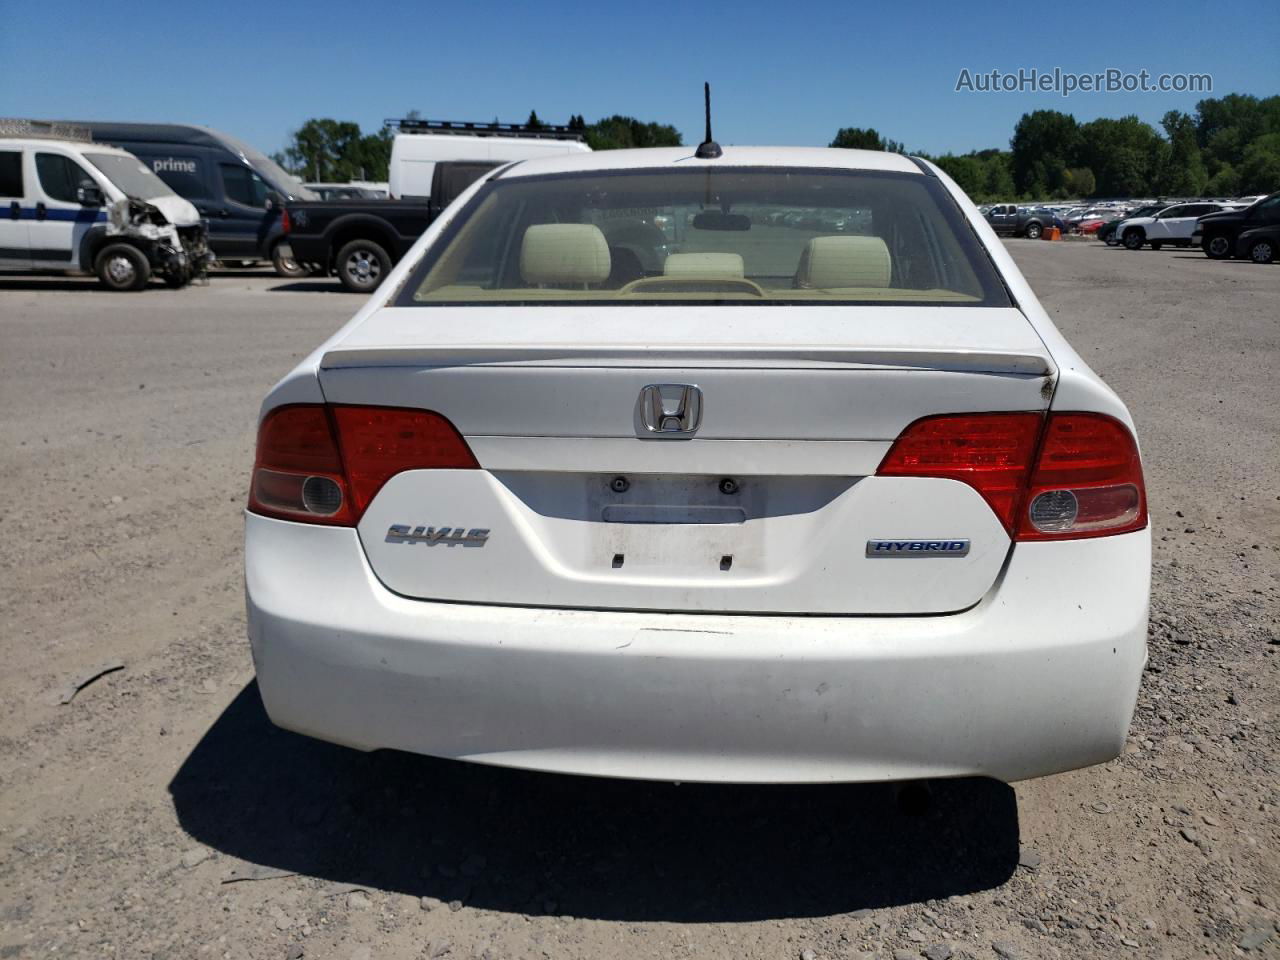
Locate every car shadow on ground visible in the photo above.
<box><xmin>170</xmin><ymin>683</ymin><xmax>1020</xmax><ymax>923</ymax></box>
<box><xmin>0</xmin><ymin>279</ymin><xmax>97</xmax><ymax>291</ymax></box>
<box><xmin>1169</xmin><ymin>255</ymin><xmax>1257</xmax><ymax>263</ymax></box>
<box><xmin>266</xmin><ymin>280</ymin><xmax>352</xmax><ymax>293</ymax></box>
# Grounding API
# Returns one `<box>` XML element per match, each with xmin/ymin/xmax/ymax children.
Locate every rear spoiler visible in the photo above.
<box><xmin>320</xmin><ymin>344</ymin><xmax>1052</xmax><ymax>376</ymax></box>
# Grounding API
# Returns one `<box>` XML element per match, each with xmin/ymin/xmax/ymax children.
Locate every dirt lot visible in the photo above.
<box><xmin>0</xmin><ymin>246</ymin><xmax>1276</xmax><ymax>960</ymax></box>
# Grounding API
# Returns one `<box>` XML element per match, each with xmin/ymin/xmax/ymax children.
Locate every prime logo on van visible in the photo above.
<box><xmin>865</xmin><ymin>539</ymin><xmax>970</xmax><ymax>558</ymax></box>
<box><xmin>386</xmin><ymin>525</ymin><xmax>490</xmax><ymax>547</ymax></box>
<box><xmin>151</xmin><ymin>157</ymin><xmax>198</xmax><ymax>174</ymax></box>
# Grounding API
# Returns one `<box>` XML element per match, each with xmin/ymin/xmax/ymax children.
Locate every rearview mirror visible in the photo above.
<box><xmin>76</xmin><ymin>182</ymin><xmax>104</xmax><ymax>206</ymax></box>
<box><xmin>265</xmin><ymin>190</ymin><xmax>283</xmax><ymax>210</ymax></box>
<box><xmin>692</xmin><ymin>211</ymin><xmax>751</xmax><ymax>231</ymax></box>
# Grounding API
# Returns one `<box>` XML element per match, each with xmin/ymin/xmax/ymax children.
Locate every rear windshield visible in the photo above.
<box><xmin>85</xmin><ymin>153</ymin><xmax>176</xmax><ymax>201</ymax></box>
<box><xmin>399</xmin><ymin>167</ymin><xmax>1010</xmax><ymax>307</ymax></box>
<box><xmin>399</xmin><ymin>167</ymin><xmax>1008</xmax><ymax>305</ymax></box>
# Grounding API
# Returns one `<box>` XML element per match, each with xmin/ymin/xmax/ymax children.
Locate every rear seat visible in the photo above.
<box><xmin>520</xmin><ymin>224</ymin><xmax>611</xmax><ymax>288</ymax></box>
<box><xmin>663</xmin><ymin>252</ymin><xmax>745</xmax><ymax>278</ymax></box>
<box><xmin>795</xmin><ymin>236</ymin><xmax>892</xmax><ymax>289</ymax></box>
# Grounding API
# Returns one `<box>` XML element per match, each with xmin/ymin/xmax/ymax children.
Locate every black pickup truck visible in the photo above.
<box><xmin>284</xmin><ymin>161</ymin><xmax>498</xmax><ymax>292</ymax></box>
<box><xmin>1191</xmin><ymin>191</ymin><xmax>1280</xmax><ymax>259</ymax></box>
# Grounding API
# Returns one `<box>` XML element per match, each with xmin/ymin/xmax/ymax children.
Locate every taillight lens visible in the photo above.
<box><xmin>330</xmin><ymin>405</ymin><xmax>478</xmax><ymax>517</ymax></box>
<box><xmin>1015</xmin><ymin>412</ymin><xmax>1146</xmax><ymax>540</ymax></box>
<box><xmin>877</xmin><ymin>411</ymin><xmax>1146</xmax><ymax>541</ymax></box>
<box><xmin>280</xmin><ymin>208</ymin><xmax>291</xmax><ymax>234</ymax></box>
<box><xmin>249</xmin><ymin>405</ymin><xmax>353</xmax><ymax>525</ymax></box>
<box><xmin>877</xmin><ymin>412</ymin><xmax>1044</xmax><ymax>535</ymax></box>
<box><xmin>247</xmin><ymin>404</ymin><xmax>477</xmax><ymax>526</ymax></box>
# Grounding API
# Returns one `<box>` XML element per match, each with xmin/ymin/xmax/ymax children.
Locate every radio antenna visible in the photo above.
<box><xmin>695</xmin><ymin>82</ymin><xmax>722</xmax><ymax>159</ymax></box>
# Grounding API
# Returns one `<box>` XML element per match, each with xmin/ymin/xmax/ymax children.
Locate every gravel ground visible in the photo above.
<box><xmin>0</xmin><ymin>245</ymin><xmax>1276</xmax><ymax>960</ymax></box>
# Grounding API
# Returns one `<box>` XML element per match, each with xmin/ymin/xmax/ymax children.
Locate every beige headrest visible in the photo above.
<box><xmin>520</xmin><ymin>224</ymin><xmax>611</xmax><ymax>286</ymax></box>
<box><xmin>663</xmin><ymin>252</ymin><xmax>745</xmax><ymax>278</ymax></box>
<box><xmin>797</xmin><ymin>236</ymin><xmax>892</xmax><ymax>289</ymax></box>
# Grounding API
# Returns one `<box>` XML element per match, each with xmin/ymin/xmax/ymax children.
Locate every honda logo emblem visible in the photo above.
<box><xmin>639</xmin><ymin>384</ymin><xmax>702</xmax><ymax>436</ymax></box>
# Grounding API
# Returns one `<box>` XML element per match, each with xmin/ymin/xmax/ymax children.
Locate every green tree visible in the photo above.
<box><xmin>977</xmin><ymin>149</ymin><xmax>1016</xmax><ymax>198</ymax></box>
<box><xmin>280</xmin><ymin>119</ymin><xmax>393</xmax><ymax>181</ymax></box>
<box><xmin>1157</xmin><ymin>111</ymin><xmax>1207</xmax><ymax>195</ymax></box>
<box><xmin>1063</xmin><ymin>167</ymin><xmax>1096</xmax><ymax>198</ymax></box>
<box><xmin>1204</xmin><ymin>163</ymin><xmax>1241</xmax><ymax>196</ymax></box>
<box><xmin>526</xmin><ymin>110</ymin><xmax>544</xmax><ymax>131</ymax></box>
<box><xmin>1010</xmin><ymin>110</ymin><xmax>1080</xmax><ymax>196</ymax></box>
<box><xmin>1238</xmin><ymin>133</ymin><xmax>1280</xmax><ymax>194</ymax></box>
<box><xmin>1074</xmin><ymin>116</ymin><xmax>1164</xmax><ymax>197</ymax></box>
<box><xmin>1195</xmin><ymin>94</ymin><xmax>1280</xmax><ymax>190</ymax></box>
<box><xmin>353</xmin><ymin>127</ymin><xmax>393</xmax><ymax>181</ymax></box>
<box><xmin>585</xmin><ymin>115</ymin><xmax>682</xmax><ymax>150</ymax></box>
<box><xmin>922</xmin><ymin>149</ymin><xmax>1016</xmax><ymax>202</ymax></box>
<box><xmin>830</xmin><ymin>127</ymin><xmax>888</xmax><ymax>150</ymax></box>
<box><xmin>932</xmin><ymin>154</ymin><xmax>985</xmax><ymax>197</ymax></box>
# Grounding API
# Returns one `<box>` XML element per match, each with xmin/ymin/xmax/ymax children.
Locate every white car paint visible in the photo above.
<box><xmin>247</xmin><ymin>515</ymin><xmax>1147</xmax><ymax>783</ymax></box>
<box><xmin>245</xmin><ymin>146</ymin><xmax>1150</xmax><ymax>784</ymax></box>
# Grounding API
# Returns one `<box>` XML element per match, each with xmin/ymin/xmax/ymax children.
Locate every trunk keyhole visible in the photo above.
<box><xmin>610</xmin><ymin>476</ymin><xmax>630</xmax><ymax>493</ymax></box>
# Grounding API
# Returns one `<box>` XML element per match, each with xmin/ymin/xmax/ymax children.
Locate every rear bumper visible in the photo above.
<box><xmin>245</xmin><ymin>513</ymin><xmax>1149</xmax><ymax>784</ymax></box>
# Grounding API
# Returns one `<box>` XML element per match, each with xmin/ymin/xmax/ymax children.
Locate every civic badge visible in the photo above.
<box><xmin>386</xmin><ymin>525</ymin><xmax>490</xmax><ymax>547</ymax></box>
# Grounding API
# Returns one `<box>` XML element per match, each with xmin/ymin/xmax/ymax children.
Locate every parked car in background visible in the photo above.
<box><xmin>1117</xmin><ymin>201</ymin><xmax>1238</xmax><ymax>250</ymax></box>
<box><xmin>1066</xmin><ymin>208</ymin><xmax>1116</xmax><ymax>231</ymax></box>
<box><xmin>387</xmin><ymin>117</ymin><xmax>589</xmax><ymax>199</ymax></box>
<box><xmin>304</xmin><ymin>182</ymin><xmax>386</xmax><ymax>201</ymax></box>
<box><xmin>246</xmin><ymin>145</ymin><xmax>1150</xmax><ymax>787</ymax></box>
<box><xmin>289</xmin><ymin>120</ymin><xmax>596</xmax><ymax>292</ymax></box>
<box><xmin>285</xmin><ymin>159</ymin><xmax>500</xmax><ymax>292</ymax></box>
<box><xmin>1191</xmin><ymin>192</ymin><xmax>1280</xmax><ymax>259</ymax></box>
<box><xmin>984</xmin><ymin>204</ymin><xmax>1052</xmax><ymax>238</ymax></box>
<box><xmin>1098</xmin><ymin>204</ymin><xmax>1166</xmax><ymax>245</ymax></box>
<box><xmin>349</xmin><ymin>181</ymin><xmax>389</xmax><ymax>198</ymax></box>
<box><xmin>1235</xmin><ymin>222</ymin><xmax>1278</xmax><ymax>263</ymax></box>
<box><xmin>1077</xmin><ymin>217</ymin><xmax>1107</xmax><ymax>235</ymax></box>
<box><xmin>1038</xmin><ymin>207</ymin><xmax>1067</xmax><ymax>232</ymax></box>
<box><xmin>0</xmin><ymin>121</ymin><xmax>210</xmax><ymax>290</ymax></box>
<box><xmin>59</xmin><ymin>121</ymin><xmax>317</xmax><ymax>276</ymax></box>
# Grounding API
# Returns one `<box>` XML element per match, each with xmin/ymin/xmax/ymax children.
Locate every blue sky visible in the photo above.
<box><xmin>2</xmin><ymin>0</ymin><xmax>1276</xmax><ymax>159</ymax></box>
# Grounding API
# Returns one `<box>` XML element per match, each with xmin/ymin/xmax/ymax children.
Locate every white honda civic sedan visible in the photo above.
<box><xmin>245</xmin><ymin>146</ymin><xmax>1149</xmax><ymax>784</ymax></box>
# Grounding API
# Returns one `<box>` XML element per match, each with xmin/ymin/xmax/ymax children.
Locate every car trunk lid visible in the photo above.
<box><xmin>319</xmin><ymin>305</ymin><xmax>1054</xmax><ymax>615</ymax></box>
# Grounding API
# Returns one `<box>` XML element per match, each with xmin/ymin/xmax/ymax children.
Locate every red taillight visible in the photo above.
<box><xmin>1015</xmin><ymin>412</ymin><xmax>1147</xmax><ymax>540</ymax></box>
<box><xmin>330</xmin><ymin>405</ymin><xmax>478</xmax><ymax>517</ymax></box>
<box><xmin>249</xmin><ymin>405</ymin><xmax>353</xmax><ymax>525</ymax></box>
<box><xmin>247</xmin><ymin>404</ymin><xmax>477</xmax><ymax>526</ymax></box>
<box><xmin>877</xmin><ymin>411</ymin><xmax>1146</xmax><ymax>541</ymax></box>
<box><xmin>280</xmin><ymin>208</ymin><xmax>291</xmax><ymax>234</ymax></box>
<box><xmin>877</xmin><ymin>412</ymin><xmax>1044</xmax><ymax>535</ymax></box>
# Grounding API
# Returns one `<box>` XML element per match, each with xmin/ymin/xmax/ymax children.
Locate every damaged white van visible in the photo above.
<box><xmin>0</xmin><ymin>122</ymin><xmax>211</xmax><ymax>290</ymax></box>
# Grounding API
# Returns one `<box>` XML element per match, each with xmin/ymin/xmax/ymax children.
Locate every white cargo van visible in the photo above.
<box><xmin>0</xmin><ymin>120</ymin><xmax>211</xmax><ymax>290</ymax></box>
<box><xmin>387</xmin><ymin>118</ymin><xmax>590</xmax><ymax>199</ymax></box>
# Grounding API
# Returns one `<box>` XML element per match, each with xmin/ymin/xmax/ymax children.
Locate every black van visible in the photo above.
<box><xmin>56</xmin><ymin>121</ymin><xmax>318</xmax><ymax>276</ymax></box>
